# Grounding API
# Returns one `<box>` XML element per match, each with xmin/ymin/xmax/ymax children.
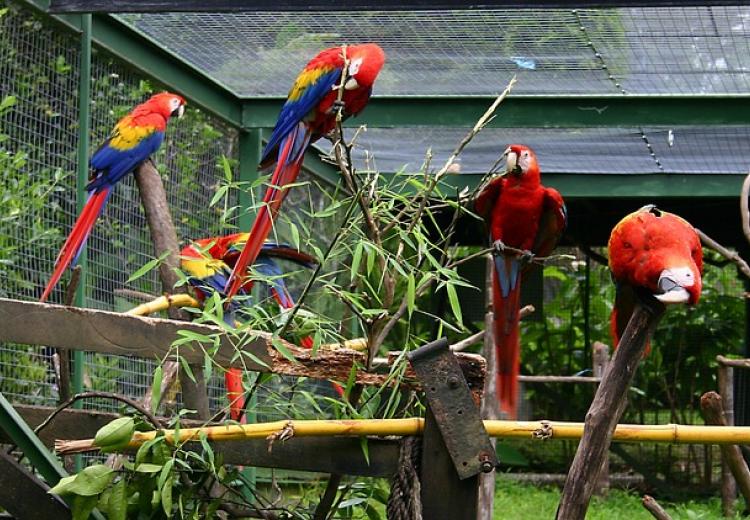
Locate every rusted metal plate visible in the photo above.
<box><xmin>407</xmin><ymin>338</ymin><xmax>498</xmax><ymax>480</ymax></box>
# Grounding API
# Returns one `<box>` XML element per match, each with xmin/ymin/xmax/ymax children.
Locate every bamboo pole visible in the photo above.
<box><xmin>642</xmin><ymin>495</ymin><xmax>673</xmax><ymax>520</ymax></box>
<box><xmin>718</xmin><ymin>362</ymin><xmax>737</xmax><ymax>517</ymax></box>
<box><xmin>478</xmin><ymin>255</ymin><xmax>497</xmax><ymax>520</ymax></box>
<box><xmin>55</xmin><ymin>417</ymin><xmax>750</xmax><ymax>455</ymax></box>
<box><xmin>126</xmin><ymin>294</ymin><xmax>200</xmax><ymax>317</ymax></box>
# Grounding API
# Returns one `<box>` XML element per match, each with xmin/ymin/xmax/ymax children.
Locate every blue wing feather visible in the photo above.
<box><xmin>87</xmin><ymin>131</ymin><xmax>164</xmax><ymax>191</ymax></box>
<box><xmin>261</xmin><ymin>69</ymin><xmax>341</xmax><ymax>165</ymax></box>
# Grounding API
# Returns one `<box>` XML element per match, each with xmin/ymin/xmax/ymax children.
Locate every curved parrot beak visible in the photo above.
<box><xmin>654</xmin><ymin>267</ymin><xmax>695</xmax><ymax>304</ymax></box>
<box><xmin>504</xmin><ymin>147</ymin><xmax>522</xmax><ymax>175</ymax></box>
<box><xmin>172</xmin><ymin>104</ymin><xmax>185</xmax><ymax>119</ymax></box>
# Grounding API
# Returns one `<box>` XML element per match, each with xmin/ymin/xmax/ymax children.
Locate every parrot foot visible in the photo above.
<box><xmin>492</xmin><ymin>239</ymin><xmax>507</xmax><ymax>254</ymax></box>
<box><xmin>332</xmin><ymin>100</ymin><xmax>346</xmax><ymax>112</ymax></box>
<box><xmin>519</xmin><ymin>250</ymin><xmax>536</xmax><ymax>265</ymax></box>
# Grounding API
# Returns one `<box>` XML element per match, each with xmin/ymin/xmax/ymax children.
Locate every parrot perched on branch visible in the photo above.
<box><xmin>180</xmin><ymin>233</ymin><xmax>316</xmax><ymax>421</ymax></box>
<box><xmin>41</xmin><ymin>92</ymin><xmax>186</xmax><ymax>302</ymax></box>
<box><xmin>475</xmin><ymin>144</ymin><xmax>566</xmax><ymax>419</ymax></box>
<box><xmin>608</xmin><ymin>205</ymin><xmax>702</xmax><ymax>349</ymax></box>
<box><xmin>224</xmin><ymin>43</ymin><xmax>386</xmax><ymax>300</ymax></box>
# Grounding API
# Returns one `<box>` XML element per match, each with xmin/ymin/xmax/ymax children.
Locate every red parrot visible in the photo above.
<box><xmin>40</xmin><ymin>92</ymin><xmax>186</xmax><ymax>302</ymax></box>
<box><xmin>608</xmin><ymin>205</ymin><xmax>702</xmax><ymax>349</ymax></box>
<box><xmin>224</xmin><ymin>43</ymin><xmax>386</xmax><ymax>300</ymax></box>
<box><xmin>181</xmin><ymin>233</ymin><xmax>317</xmax><ymax>420</ymax></box>
<box><xmin>475</xmin><ymin>144</ymin><xmax>566</xmax><ymax>419</ymax></box>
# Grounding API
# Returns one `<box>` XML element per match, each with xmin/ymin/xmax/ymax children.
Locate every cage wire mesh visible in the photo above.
<box><xmin>118</xmin><ymin>6</ymin><xmax>750</xmax><ymax>97</ymax></box>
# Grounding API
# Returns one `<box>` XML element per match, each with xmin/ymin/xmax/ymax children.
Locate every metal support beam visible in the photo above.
<box><xmin>19</xmin><ymin>0</ymin><xmax>243</xmax><ymax>127</ymax></box>
<box><xmin>243</xmin><ymin>95</ymin><xmax>750</xmax><ymax>129</ymax></box>
<box><xmin>48</xmin><ymin>0</ymin><xmax>750</xmax><ymax>13</ymax></box>
<box><xmin>237</xmin><ymin>129</ymin><xmax>263</xmax><ymax>230</ymax></box>
<box><xmin>389</xmin><ymin>173</ymin><xmax>747</xmax><ymax>199</ymax></box>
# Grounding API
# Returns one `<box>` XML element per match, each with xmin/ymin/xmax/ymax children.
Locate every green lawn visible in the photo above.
<box><xmin>494</xmin><ymin>479</ymin><xmax>736</xmax><ymax>519</ymax></box>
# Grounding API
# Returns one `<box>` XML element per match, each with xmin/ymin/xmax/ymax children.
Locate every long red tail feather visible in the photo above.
<box><xmin>225</xmin><ymin>134</ymin><xmax>306</xmax><ymax>301</ymax></box>
<box><xmin>492</xmin><ymin>260</ymin><xmax>522</xmax><ymax>419</ymax></box>
<box><xmin>225</xmin><ymin>369</ymin><xmax>245</xmax><ymax>422</ymax></box>
<box><xmin>40</xmin><ymin>188</ymin><xmax>110</xmax><ymax>303</ymax></box>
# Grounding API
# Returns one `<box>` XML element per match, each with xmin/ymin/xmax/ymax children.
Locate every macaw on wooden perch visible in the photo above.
<box><xmin>224</xmin><ymin>43</ymin><xmax>386</xmax><ymax>300</ymax></box>
<box><xmin>40</xmin><ymin>92</ymin><xmax>186</xmax><ymax>303</ymax></box>
<box><xmin>608</xmin><ymin>205</ymin><xmax>702</xmax><ymax>350</ymax></box>
<box><xmin>181</xmin><ymin>233</ymin><xmax>316</xmax><ymax>420</ymax></box>
<box><xmin>475</xmin><ymin>144</ymin><xmax>567</xmax><ymax>419</ymax></box>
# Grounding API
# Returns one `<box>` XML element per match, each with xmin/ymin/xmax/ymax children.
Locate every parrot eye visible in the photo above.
<box><xmin>349</xmin><ymin>57</ymin><xmax>363</xmax><ymax>76</ymax></box>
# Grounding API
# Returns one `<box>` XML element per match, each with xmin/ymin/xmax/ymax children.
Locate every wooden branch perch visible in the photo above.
<box><xmin>696</xmin><ymin>228</ymin><xmax>750</xmax><ymax>280</ymax></box>
<box><xmin>557</xmin><ymin>296</ymin><xmax>665</xmax><ymax>520</ymax></box>
<box><xmin>134</xmin><ymin>160</ymin><xmax>209</xmax><ymax>418</ymax></box>
<box><xmin>700</xmin><ymin>391</ymin><xmax>750</xmax><ymax>510</ymax></box>
<box><xmin>642</xmin><ymin>495</ymin><xmax>673</xmax><ymax>520</ymax></box>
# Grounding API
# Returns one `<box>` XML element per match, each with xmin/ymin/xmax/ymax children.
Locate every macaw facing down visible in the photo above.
<box><xmin>224</xmin><ymin>43</ymin><xmax>386</xmax><ymax>300</ymax></box>
<box><xmin>608</xmin><ymin>205</ymin><xmax>702</xmax><ymax>349</ymax></box>
<box><xmin>40</xmin><ymin>92</ymin><xmax>186</xmax><ymax>302</ymax></box>
<box><xmin>475</xmin><ymin>144</ymin><xmax>566</xmax><ymax>419</ymax></box>
<box><xmin>180</xmin><ymin>233</ymin><xmax>316</xmax><ymax>420</ymax></box>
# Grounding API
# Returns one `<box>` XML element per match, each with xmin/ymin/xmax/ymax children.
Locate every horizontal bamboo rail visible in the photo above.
<box><xmin>126</xmin><ymin>294</ymin><xmax>199</xmax><ymax>316</ymax></box>
<box><xmin>56</xmin><ymin>418</ymin><xmax>750</xmax><ymax>455</ymax></box>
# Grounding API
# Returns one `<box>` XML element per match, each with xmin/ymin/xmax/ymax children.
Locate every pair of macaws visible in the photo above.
<box><xmin>475</xmin><ymin>146</ymin><xmax>702</xmax><ymax>419</ymax></box>
<box><xmin>40</xmin><ymin>43</ymin><xmax>386</xmax><ymax>416</ymax></box>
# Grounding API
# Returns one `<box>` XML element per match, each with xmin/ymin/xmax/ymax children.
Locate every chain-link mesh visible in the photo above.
<box><xmin>0</xmin><ymin>0</ymin><xmax>239</xmax><ymax>414</ymax></box>
<box><xmin>118</xmin><ymin>6</ymin><xmax>750</xmax><ymax>97</ymax></box>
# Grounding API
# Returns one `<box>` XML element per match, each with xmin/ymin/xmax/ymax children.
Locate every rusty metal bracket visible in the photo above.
<box><xmin>407</xmin><ymin>337</ymin><xmax>498</xmax><ymax>479</ymax></box>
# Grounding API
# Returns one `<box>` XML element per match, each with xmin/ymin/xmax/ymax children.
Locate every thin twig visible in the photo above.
<box><xmin>696</xmin><ymin>227</ymin><xmax>750</xmax><ymax>280</ymax></box>
<box><xmin>35</xmin><ymin>391</ymin><xmax>163</xmax><ymax>436</ymax></box>
<box><xmin>450</xmin><ymin>305</ymin><xmax>535</xmax><ymax>352</ymax></box>
<box><xmin>447</xmin><ymin>245</ymin><xmax>575</xmax><ymax>271</ymax></box>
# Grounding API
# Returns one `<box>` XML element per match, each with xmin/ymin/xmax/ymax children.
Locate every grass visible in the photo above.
<box><xmin>493</xmin><ymin>478</ymin><xmax>738</xmax><ymax>519</ymax></box>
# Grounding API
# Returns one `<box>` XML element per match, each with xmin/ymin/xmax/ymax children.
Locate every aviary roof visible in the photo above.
<box><xmin>114</xmin><ymin>6</ymin><xmax>750</xmax><ymax>175</ymax></box>
<box><xmin>118</xmin><ymin>6</ymin><xmax>750</xmax><ymax>97</ymax></box>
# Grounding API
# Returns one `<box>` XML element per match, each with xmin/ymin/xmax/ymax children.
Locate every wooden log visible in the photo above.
<box><xmin>556</xmin><ymin>298</ymin><xmax>665</xmax><ymax>520</ymax></box>
<box><xmin>592</xmin><ymin>341</ymin><xmax>611</xmax><ymax>496</ymax></box>
<box><xmin>700</xmin><ymin>391</ymin><xmax>750</xmax><ymax>511</ymax></box>
<box><xmin>134</xmin><ymin>160</ymin><xmax>208</xmax><ymax>418</ymax></box>
<box><xmin>719</xmin><ymin>363</ymin><xmax>737</xmax><ymax>517</ymax></box>
<box><xmin>420</xmin><ymin>408</ymin><xmax>479</xmax><ymax>520</ymax></box>
<box><xmin>642</xmin><ymin>495</ymin><xmax>673</xmax><ymax>520</ymax></box>
<box><xmin>0</xmin><ymin>298</ymin><xmax>486</xmax><ymax>394</ymax></box>
<box><xmin>478</xmin><ymin>255</ymin><xmax>497</xmax><ymax>520</ymax></box>
<box><xmin>716</xmin><ymin>356</ymin><xmax>750</xmax><ymax>369</ymax></box>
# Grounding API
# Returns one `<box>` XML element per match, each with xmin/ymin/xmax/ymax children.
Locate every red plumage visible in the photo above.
<box><xmin>608</xmin><ymin>206</ymin><xmax>702</xmax><ymax>349</ymax></box>
<box><xmin>475</xmin><ymin>144</ymin><xmax>566</xmax><ymax>419</ymax></box>
<box><xmin>225</xmin><ymin>43</ymin><xmax>386</xmax><ymax>301</ymax></box>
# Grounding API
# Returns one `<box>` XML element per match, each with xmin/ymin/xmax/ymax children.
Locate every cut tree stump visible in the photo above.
<box><xmin>556</xmin><ymin>296</ymin><xmax>665</xmax><ymax>520</ymax></box>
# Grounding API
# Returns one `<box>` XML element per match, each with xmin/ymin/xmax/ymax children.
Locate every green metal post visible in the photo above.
<box><xmin>238</xmin><ymin>128</ymin><xmax>262</xmax><ymax>230</ymax></box>
<box><xmin>236</xmin><ymin>129</ymin><xmax>262</xmax><ymax>493</ymax></box>
<box><xmin>73</xmin><ymin>13</ymin><xmax>92</xmax><ymax>471</ymax></box>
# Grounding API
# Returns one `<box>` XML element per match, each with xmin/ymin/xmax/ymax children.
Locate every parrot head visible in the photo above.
<box><xmin>504</xmin><ymin>144</ymin><xmax>540</xmax><ymax>179</ymax></box>
<box><xmin>143</xmin><ymin>92</ymin><xmax>186</xmax><ymax>120</ymax></box>
<box><xmin>343</xmin><ymin>43</ymin><xmax>386</xmax><ymax>91</ymax></box>
<box><xmin>609</xmin><ymin>205</ymin><xmax>703</xmax><ymax>305</ymax></box>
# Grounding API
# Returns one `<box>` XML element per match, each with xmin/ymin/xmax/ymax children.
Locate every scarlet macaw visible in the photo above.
<box><xmin>40</xmin><ymin>92</ymin><xmax>186</xmax><ymax>302</ymax></box>
<box><xmin>224</xmin><ymin>43</ymin><xmax>386</xmax><ymax>300</ymax></box>
<box><xmin>181</xmin><ymin>233</ymin><xmax>316</xmax><ymax>420</ymax></box>
<box><xmin>608</xmin><ymin>205</ymin><xmax>702</xmax><ymax>349</ymax></box>
<box><xmin>475</xmin><ymin>144</ymin><xmax>566</xmax><ymax>419</ymax></box>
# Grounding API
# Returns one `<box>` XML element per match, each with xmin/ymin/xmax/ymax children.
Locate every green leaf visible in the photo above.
<box><xmin>406</xmin><ymin>272</ymin><xmax>416</xmax><ymax>318</ymax></box>
<box><xmin>359</xmin><ymin>437</ymin><xmax>370</xmax><ymax>466</ymax></box>
<box><xmin>338</xmin><ymin>496</ymin><xmax>367</xmax><ymax>508</ymax></box>
<box><xmin>94</xmin><ymin>417</ymin><xmax>135</xmax><ymax>452</ymax></box>
<box><xmin>178</xmin><ymin>356</ymin><xmax>196</xmax><ymax>383</ymax></box>
<box><xmin>127</xmin><ymin>252</ymin><xmax>168</xmax><ymax>283</ymax></box>
<box><xmin>271</xmin><ymin>337</ymin><xmax>298</xmax><ymax>364</ymax></box>
<box><xmin>0</xmin><ymin>95</ymin><xmax>16</xmax><ymax>114</ymax></box>
<box><xmin>446</xmin><ymin>283</ymin><xmax>463</xmax><ymax>324</ymax></box>
<box><xmin>72</xmin><ymin>495</ymin><xmax>99</xmax><ymax>520</ymax></box>
<box><xmin>289</xmin><ymin>222</ymin><xmax>300</xmax><ymax>250</ymax></box>
<box><xmin>151</xmin><ymin>365</ymin><xmax>163</xmax><ymax>414</ymax></box>
<box><xmin>350</xmin><ymin>241</ymin><xmax>363</xmax><ymax>283</ymax></box>
<box><xmin>160</xmin><ymin>474</ymin><xmax>174</xmax><ymax>518</ymax></box>
<box><xmin>59</xmin><ymin>464</ymin><xmax>115</xmax><ymax>496</ymax></box>
<box><xmin>135</xmin><ymin>463</ymin><xmax>164</xmax><ymax>474</ymax></box>
<box><xmin>107</xmin><ymin>478</ymin><xmax>127</xmax><ymax>520</ymax></box>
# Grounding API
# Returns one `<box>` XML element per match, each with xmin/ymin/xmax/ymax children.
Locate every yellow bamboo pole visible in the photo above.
<box><xmin>126</xmin><ymin>294</ymin><xmax>200</xmax><ymax>316</ymax></box>
<box><xmin>55</xmin><ymin>418</ymin><xmax>750</xmax><ymax>455</ymax></box>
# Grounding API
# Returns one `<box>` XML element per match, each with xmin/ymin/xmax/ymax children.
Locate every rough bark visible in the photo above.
<box><xmin>556</xmin><ymin>298</ymin><xmax>665</xmax><ymax>519</ymax></box>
